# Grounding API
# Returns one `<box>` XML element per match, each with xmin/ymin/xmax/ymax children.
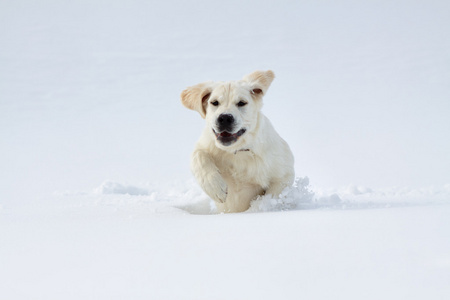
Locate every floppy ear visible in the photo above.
<box><xmin>180</xmin><ymin>82</ymin><xmax>214</xmax><ymax>119</ymax></box>
<box><xmin>242</xmin><ymin>70</ymin><xmax>275</xmax><ymax>97</ymax></box>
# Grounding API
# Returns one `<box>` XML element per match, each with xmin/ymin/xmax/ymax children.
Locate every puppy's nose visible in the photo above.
<box><xmin>217</xmin><ymin>114</ymin><xmax>234</xmax><ymax>131</ymax></box>
<box><xmin>218</xmin><ymin>114</ymin><xmax>234</xmax><ymax>126</ymax></box>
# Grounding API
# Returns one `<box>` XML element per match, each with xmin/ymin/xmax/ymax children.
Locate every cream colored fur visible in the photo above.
<box><xmin>181</xmin><ymin>70</ymin><xmax>294</xmax><ymax>213</ymax></box>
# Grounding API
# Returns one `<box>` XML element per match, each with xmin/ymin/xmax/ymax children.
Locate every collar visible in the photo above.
<box><xmin>234</xmin><ymin>148</ymin><xmax>251</xmax><ymax>155</ymax></box>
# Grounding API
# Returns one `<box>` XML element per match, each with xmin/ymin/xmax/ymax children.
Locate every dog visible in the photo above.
<box><xmin>181</xmin><ymin>70</ymin><xmax>294</xmax><ymax>213</ymax></box>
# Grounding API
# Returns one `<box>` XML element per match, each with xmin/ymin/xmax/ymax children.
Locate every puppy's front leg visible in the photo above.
<box><xmin>266</xmin><ymin>174</ymin><xmax>295</xmax><ymax>198</ymax></box>
<box><xmin>191</xmin><ymin>150</ymin><xmax>228</xmax><ymax>203</ymax></box>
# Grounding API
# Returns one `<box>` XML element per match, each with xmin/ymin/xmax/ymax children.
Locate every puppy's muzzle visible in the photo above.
<box><xmin>214</xmin><ymin>114</ymin><xmax>246</xmax><ymax>146</ymax></box>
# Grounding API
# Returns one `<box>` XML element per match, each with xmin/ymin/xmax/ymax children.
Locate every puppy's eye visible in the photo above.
<box><xmin>237</xmin><ymin>101</ymin><xmax>247</xmax><ymax>107</ymax></box>
<box><xmin>211</xmin><ymin>100</ymin><xmax>219</xmax><ymax>106</ymax></box>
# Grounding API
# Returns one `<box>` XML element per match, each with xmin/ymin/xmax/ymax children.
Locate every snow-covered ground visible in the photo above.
<box><xmin>1</xmin><ymin>1</ymin><xmax>449</xmax><ymax>299</ymax></box>
<box><xmin>2</xmin><ymin>195</ymin><xmax>450</xmax><ymax>300</ymax></box>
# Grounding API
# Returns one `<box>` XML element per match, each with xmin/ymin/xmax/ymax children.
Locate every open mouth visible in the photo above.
<box><xmin>213</xmin><ymin>128</ymin><xmax>246</xmax><ymax>146</ymax></box>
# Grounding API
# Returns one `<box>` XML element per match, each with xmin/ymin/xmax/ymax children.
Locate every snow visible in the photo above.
<box><xmin>2</xmin><ymin>197</ymin><xmax>450</xmax><ymax>299</ymax></box>
<box><xmin>1</xmin><ymin>0</ymin><xmax>450</xmax><ymax>299</ymax></box>
<box><xmin>94</xmin><ymin>181</ymin><xmax>149</xmax><ymax>196</ymax></box>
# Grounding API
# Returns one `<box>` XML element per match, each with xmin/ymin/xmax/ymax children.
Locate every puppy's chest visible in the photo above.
<box><xmin>217</xmin><ymin>152</ymin><xmax>269</xmax><ymax>185</ymax></box>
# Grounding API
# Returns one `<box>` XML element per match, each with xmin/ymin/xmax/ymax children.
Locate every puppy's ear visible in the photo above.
<box><xmin>180</xmin><ymin>82</ymin><xmax>214</xmax><ymax>119</ymax></box>
<box><xmin>242</xmin><ymin>70</ymin><xmax>275</xmax><ymax>97</ymax></box>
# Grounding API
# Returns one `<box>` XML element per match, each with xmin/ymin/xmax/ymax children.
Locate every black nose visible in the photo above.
<box><xmin>217</xmin><ymin>114</ymin><xmax>234</xmax><ymax>131</ymax></box>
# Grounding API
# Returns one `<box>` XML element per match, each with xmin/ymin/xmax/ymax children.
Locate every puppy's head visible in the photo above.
<box><xmin>181</xmin><ymin>70</ymin><xmax>275</xmax><ymax>151</ymax></box>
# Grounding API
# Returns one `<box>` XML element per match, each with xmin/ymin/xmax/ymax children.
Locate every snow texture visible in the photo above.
<box><xmin>89</xmin><ymin>178</ymin><xmax>450</xmax><ymax>215</ymax></box>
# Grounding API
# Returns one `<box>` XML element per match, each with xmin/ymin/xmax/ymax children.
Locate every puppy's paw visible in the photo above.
<box><xmin>203</xmin><ymin>173</ymin><xmax>228</xmax><ymax>203</ymax></box>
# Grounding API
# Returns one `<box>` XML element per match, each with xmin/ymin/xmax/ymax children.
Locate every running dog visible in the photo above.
<box><xmin>181</xmin><ymin>70</ymin><xmax>294</xmax><ymax>213</ymax></box>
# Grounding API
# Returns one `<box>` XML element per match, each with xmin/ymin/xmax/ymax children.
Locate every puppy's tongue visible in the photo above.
<box><xmin>220</xmin><ymin>132</ymin><xmax>233</xmax><ymax>137</ymax></box>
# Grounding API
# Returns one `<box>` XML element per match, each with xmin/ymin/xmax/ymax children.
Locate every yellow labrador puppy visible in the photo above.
<box><xmin>181</xmin><ymin>70</ymin><xmax>294</xmax><ymax>213</ymax></box>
